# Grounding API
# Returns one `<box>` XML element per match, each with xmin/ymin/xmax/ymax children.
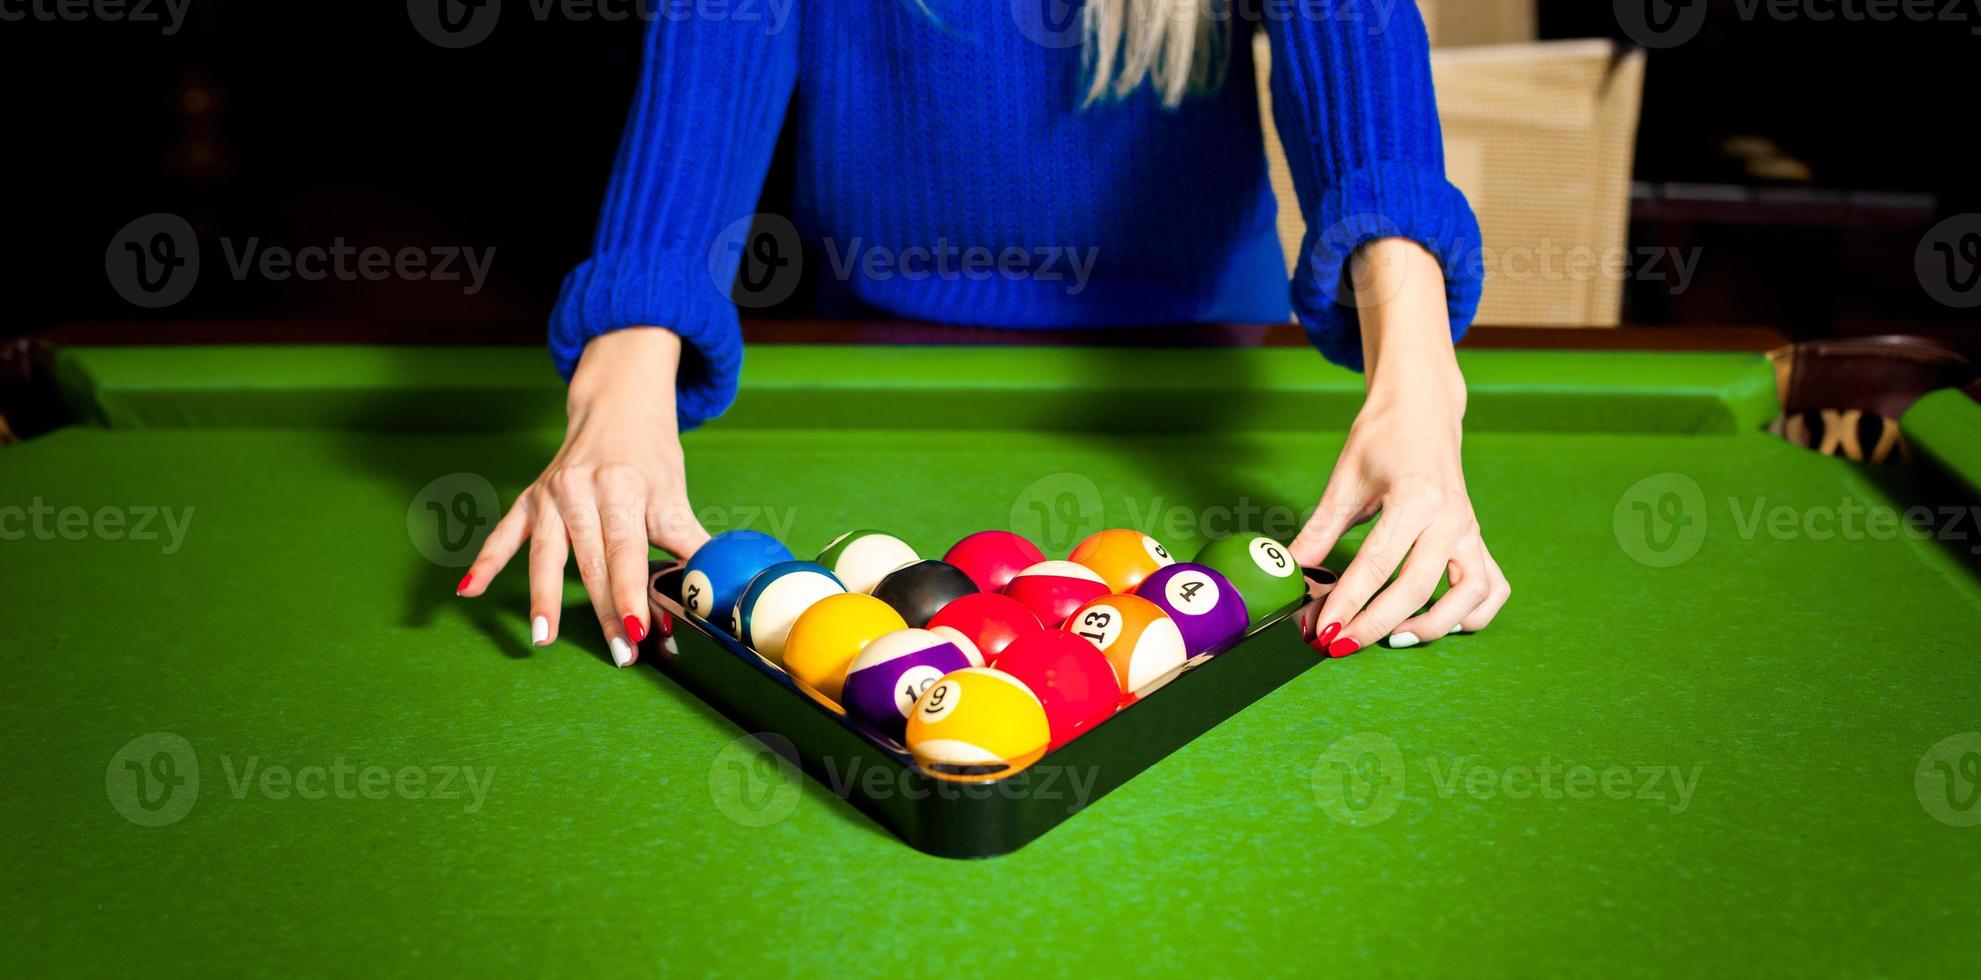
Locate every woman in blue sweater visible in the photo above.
<box><xmin>459</xmin><ymin>1</ymin><xmax>1511</xmax><ymax>666</ymax></box>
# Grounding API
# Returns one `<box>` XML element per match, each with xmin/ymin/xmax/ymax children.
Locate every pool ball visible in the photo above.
<box><xmin>682</xmin><ymin>530</ymin><xmax>794</xmax><ymax>635</ymax></box>
<box><xmin>842</xmin><ymin>629</ymin><xmax>977</xmax><ymax>738</ymax></box>
<box><xmin>925</xmin><ymin>592</ymin><xmax>1044</xmax><ymax>664</ymax></box>
<box><xmin>1135</xmin><ymin>563</ymin><xmax>1249</xmax><ymax>657</ymax></box>
<box><xmin>1193</xmin><ymin>534</ymin><xmax>1307</xmax><ymax>625</ymax></box>
<box><xmin>993</xmin><ymin>630</ymin><xmax>1122</xmax><ymax>748</ymax></box>
<box><xmin>905</xmin><ymin>667</ymin><xmax>1051</xmax><ymax>776</ymax></box>
<box><xmin>816</xmin><ymin>530</ymin><xmax>919</xmax><ymax>594</ymax></box>
<box><xmin>871</xmin><ymin>559</ymin><xmax>979</xmax><ymax>629</ymax></box>
<box><xmin>942</xmin><ymin>530</ymin><xmax>1046</xmax><ymax>593</ymax></box>
<box><xmin>1068</xmin><ymin>528</ymin><xmax>1176</xmax><ymax>594</ymax></box>
<box><xmin>782</xmin><ymin>593</ymin><xmax>909</xmax><ymax>702</ymax></box>
<box><xmin>735</xmin><ymin>561</ymin><xmax>846</xmax><ymax>666</ymax></box>
<box><xmin>926</xmin><ymin>626</ymin><xmax>986</xmax><ymax>668</ymax></box>
<box><xmin>1062</xmin><ymin>594</ymin><xmax>1188</xmax><ymax>696</ymax></box>
<box><xmin>1001</xmin><ymin>560</ymin><xmax>1111</xmax><ymax>628</ymax></box>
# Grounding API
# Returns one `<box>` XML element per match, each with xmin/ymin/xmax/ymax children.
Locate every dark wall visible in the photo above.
<box><xmin>3</xmin><ymin>1</ymin><xmax>1975</xmax><ymax>341</ymax></box>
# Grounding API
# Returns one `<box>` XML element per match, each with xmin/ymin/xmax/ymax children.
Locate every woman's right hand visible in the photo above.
<box><xmin>458</xmin><ymin>327</ymin><xmax>710</xmax><ymax>667</ymax></box>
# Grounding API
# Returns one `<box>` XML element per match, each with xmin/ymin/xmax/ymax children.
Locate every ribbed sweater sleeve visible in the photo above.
<box><xmin>547</xmin><ymin>17</ymin><xmax>800</xmax><ymax>429</ymax></box>
<box><xmin>1262</xmin><ymin>3</ymin><xmax>1484</xmax><ymax>370</ymax></box>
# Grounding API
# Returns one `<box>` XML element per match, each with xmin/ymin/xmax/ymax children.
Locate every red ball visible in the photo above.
<box><xmin>995</xmin><ymin>631</ymin><xmax>1123</xmax><ymax>748</ymax></box>
<box><xmin>943</xmin><ymin>531</ymin><xmax>1047</xmax><ymax>593</ymax></box>
<box><xmin>1001</xmin><ymin>560</ymin><xmax>1111</xmax><ymax>629</ymax></box>
<box><xmin>926</xmin><ymin>592</ymin><xmax>1044</xmax><ymax>665</ymax></box>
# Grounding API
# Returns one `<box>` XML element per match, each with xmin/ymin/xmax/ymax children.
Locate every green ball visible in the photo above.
<box><xmin>1192</xmin><ymin>534</ymin><xmax>1307</xmax><ymax>624</ymax></box>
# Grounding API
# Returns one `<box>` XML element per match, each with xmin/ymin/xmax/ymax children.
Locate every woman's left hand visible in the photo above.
<box><xmin>1287</xmin><ymin>239</ymin><xmax>1511</xmax><ymax>655</ymax></box>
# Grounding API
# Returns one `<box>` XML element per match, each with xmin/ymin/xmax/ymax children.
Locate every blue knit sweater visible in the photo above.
<box><xmin>550</xmin><ymin>1</ymin><xmax>1483</xmax><ymax>428</ymax></box>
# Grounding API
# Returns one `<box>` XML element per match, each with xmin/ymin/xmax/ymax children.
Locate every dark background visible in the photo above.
<box><xmin>3</xmin><ymin>0</ymin><xmax>1977</xmax><ymax>347</ymax></box>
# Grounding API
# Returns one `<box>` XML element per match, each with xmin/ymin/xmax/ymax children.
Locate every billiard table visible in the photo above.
<box><xmin>5</xmin><ymin>341</ymin><xmax>1980</xmax><ymax>973</ymax></box>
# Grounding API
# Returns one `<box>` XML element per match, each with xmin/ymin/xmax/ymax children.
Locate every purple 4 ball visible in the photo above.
<box><xmin>1134</xmin><ymin>563</ymin><xmax>1250</xmax><ymax>657</ymax></box>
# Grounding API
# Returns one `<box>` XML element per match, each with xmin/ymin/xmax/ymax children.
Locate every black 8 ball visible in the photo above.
<box><xmin>871</xmin><ymin>559</ymin><xmax>979</xmax><ymax>629</ymax></box>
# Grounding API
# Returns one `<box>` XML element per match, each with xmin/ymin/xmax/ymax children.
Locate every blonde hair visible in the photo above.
<box><xmin>1082</xmin><ymin>0</ymin><xmax>1230</xmax><ymax>107</ymax></box>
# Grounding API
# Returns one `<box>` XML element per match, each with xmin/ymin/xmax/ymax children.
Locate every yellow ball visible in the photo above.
<box><xmin>782</xmin><ymin>593</ymin><xmax>908</xmax><ymax>702</ymax></box>
<box><xmin>905</xmin><ymin>667</ymin><xmax>1051</xmax><ymax>778</ymax></box>
<box><xmin>1069</xmin><ymin>528</ymin><xmax>1176</xmax><ymax>594</ymax></box>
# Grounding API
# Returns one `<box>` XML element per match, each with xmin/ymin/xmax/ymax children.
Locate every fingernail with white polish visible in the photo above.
<box><xmin>610</xmin><ymin>636</ymin><xmax>635</xmax><ymax>668</ymax></box>
<box><xmin>1447</xmin><ymin>623</ymin><xmax>1465</xmax><ymax>635</ymax></box>
<box><xmin>531</xmin><ymin>616</ymin><xmax>550</xmax><ymax>646</ymax></box>
<box><xmin>1387</xmin><ymin>631</ymin><xmax>1420</xmax><ymax>649</ymax></box>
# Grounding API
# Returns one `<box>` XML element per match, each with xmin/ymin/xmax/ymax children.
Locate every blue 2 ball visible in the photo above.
<box><xmin>682</xmin><ymin>530</ymin><xmax>793</xmax><ymax>635</ymax></box>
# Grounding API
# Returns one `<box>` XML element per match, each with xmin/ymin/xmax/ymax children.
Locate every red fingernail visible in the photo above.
<box><xmin>624</xmin><ymin>615</ymin><xmax>647</xmax><ymax>644</ymax></box>
<box><xmin>1328</xmin><ymin>637</ymin><xmax>1362</xmax><ymax>658</ymax></box>
<box><xmin>456</xmin><ymin>572</ymin><xmax>473</xmax><ymax>595</ymax></box>
<box><xmin>658</xmin><ymin>610</ymin><xmax>675</xmax><ymax>637</ymax></box>
<box><xmin>1309</xmin><ymin>622</ymin><xmax>1341</xmax><ymax>654</ymax></box>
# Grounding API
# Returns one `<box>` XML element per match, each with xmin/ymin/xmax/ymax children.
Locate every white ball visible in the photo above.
<box><xmin>740</xmin><ymin>569</ymin><xmax>847</xmax><ymax>665</ymax></box>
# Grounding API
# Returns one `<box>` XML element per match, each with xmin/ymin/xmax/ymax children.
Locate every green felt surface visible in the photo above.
<box><xmin>1905</xmin><ymin>387</ymin><xmax>1981</xmax><ymax>499</ymax></box>
<box><xmin>5</xmin><ymin>347</ymin><xmax>1980</xmax><ymax>974</ymax></box>
<box><xmin>55</xmin><ymin>345</ymin><xmax>1781</xmax><ymax>434</ymax></box>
